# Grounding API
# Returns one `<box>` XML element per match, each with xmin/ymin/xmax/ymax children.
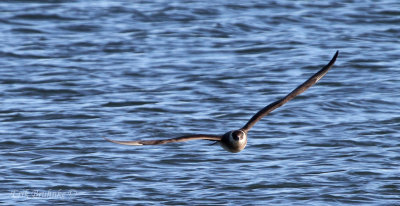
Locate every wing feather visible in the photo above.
<box><xmin>241</xmin><ymin>51</ymin><xmax>339</xmax><ymax>132</ymax></box>
<box><xmin>104</xmin><ymin>134</ymin><xmax>222</xmax><ymax>146</ymax></box>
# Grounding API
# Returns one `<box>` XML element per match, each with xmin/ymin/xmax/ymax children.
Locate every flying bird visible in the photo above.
<box><xmin>105</xmin><ymin>51</ymin><xmax>339</xmax><ymax>153</ymax></box>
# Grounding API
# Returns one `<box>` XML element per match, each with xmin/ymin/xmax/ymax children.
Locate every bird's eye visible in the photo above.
<box><xmin>232</xmin><ymin>131</ymin><xmax>242</xmax><ymax>141</ymax></box>
<box><xmin>232</xmin><ymin>135</ymin><xmax>239</xmax><ymax>141</ymax></box>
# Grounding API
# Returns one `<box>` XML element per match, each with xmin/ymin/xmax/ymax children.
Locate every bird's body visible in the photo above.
<box><xmin>104</xmin><ymin>51</ymin><xmax>339</xmax><ymax>153</ymax></box>
<box><xmin>219</xmin><ymin>130</ymin><xmax>247</xmax><ymax>153</ymax></box>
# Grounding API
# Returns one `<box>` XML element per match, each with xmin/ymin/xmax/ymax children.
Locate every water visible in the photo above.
<box><xmin>1</xmin><ymin>1</ymin><xmax>399</xmax><ymax>205</ymax></box>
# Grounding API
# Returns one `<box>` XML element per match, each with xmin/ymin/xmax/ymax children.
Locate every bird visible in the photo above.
<box><xmin>104</xmin><ymin>51</ymin><xmax>339</xmax><ymax>153</ymax></box>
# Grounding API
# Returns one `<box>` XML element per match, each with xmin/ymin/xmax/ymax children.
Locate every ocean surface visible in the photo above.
<box><xmin>1</xmin><ymin>1</ymin><xmax>399</xmax><ymax>205</ymax></box>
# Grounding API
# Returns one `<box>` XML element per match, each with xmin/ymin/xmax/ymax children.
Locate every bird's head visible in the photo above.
<box><xmin>220</xmin><ymin>130</ymin><xmax>247</xmax><ymax>153</ymax></box>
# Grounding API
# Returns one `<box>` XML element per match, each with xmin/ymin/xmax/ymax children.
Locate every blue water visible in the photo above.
<box><xmin>1</xmin><ymin>1</ymin><xmax>399</xmax><ymax>205</ymax></box>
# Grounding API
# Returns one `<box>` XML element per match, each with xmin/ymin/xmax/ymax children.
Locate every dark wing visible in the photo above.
<box><xmin>241</xmin><ymin>51</ymin><xmax>339</xmax><ymax>132</ymax></box>
<box><xmin>104</xmin><ymin>134</ymin><xmax>222</xmax><ymax>146</ymax></box>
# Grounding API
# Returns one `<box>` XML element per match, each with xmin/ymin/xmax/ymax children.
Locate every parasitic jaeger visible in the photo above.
<box><xmin>104</xmin><ymin>51</ymin><xmax>339</xmax><ymax>153</ymax></box>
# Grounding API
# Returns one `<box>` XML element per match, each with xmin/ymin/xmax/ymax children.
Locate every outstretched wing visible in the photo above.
<box><xmin>241</xmin><ymin>51</ymin><xmax>339</xmax><ymax>132</ymax></box>
<box><xmin>104</xmin><ymin>134</ymin><xmax>222</xmax><ymax>146</ymax></box>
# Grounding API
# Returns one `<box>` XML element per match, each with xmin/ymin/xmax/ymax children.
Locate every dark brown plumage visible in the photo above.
<box><xmin>104</xmin><ymin>51</ymin><xmax>339</xmax><ymax>153</ymax></box>
<box><xmin>104</xmin><ymin>135</ymin><xmax>221</xmax><ymax>146</ymax></box>
<box><xmin>241</xmin><ymin>50</ymin><xmax>339</xmax><ymax>132</ymax></box>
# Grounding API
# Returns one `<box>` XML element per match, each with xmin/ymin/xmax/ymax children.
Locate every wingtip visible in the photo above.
<box><xmin>103</xmin><ymin>137</ymin><xmax>143</xmax><ymax>146</ymax></box>
<box><xmin>103</xmin><ymin>136</ymin><xmax>113</xmax><ymax>142</ymax></box>
<box><xmin>323</xmin><ymin>50</ymin><xmax>339</xmax><ymax>71</ymax></box>
<box><xmin>331</xmin><ymin>50</ymin><xmax>339</xmax><ymax>63</ymax></box>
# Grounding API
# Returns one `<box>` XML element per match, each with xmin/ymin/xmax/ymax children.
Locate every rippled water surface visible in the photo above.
<box><xmin>1</xmin><ymin>1</ymin><xmax>400</xmax><ymax>205</ymax></box>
